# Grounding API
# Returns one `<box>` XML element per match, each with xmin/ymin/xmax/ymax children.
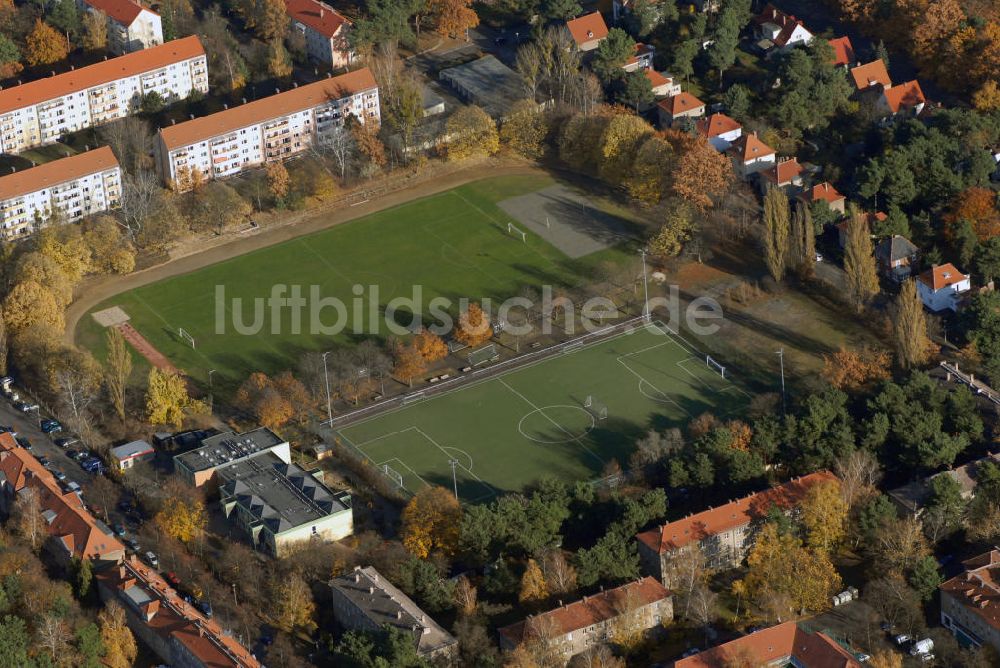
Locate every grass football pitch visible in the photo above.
<box><xmin>78</xmin><ymin>176</ymin><xmax>636</xmax><ymax>391</ymax></box>
<box><xmin>336</xmin><ymin>321</ymin><xmax>751</xmax><ymax>500</ymax></box>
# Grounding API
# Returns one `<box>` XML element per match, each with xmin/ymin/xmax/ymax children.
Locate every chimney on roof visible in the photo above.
<box><xmin>103</xmin><ymin>55</ymin><xmax>107</xmax><ymax>60</ymax></box>
<box><xmin>171</xmin><ymin>119</ymin><xmax>175</xmax><ymax>125</ymax></box>
<box><xmin>223</xmin><ymin>103</ymin><xmax>228</xmax><ymax>110</ymax></box>
<box><xmin>189</xmin><ymin>114</ymin><xmax>194</xmax><ymax>119</ymax></box>
<box><xmin>293</xmin><ymin>82</ymin><xmax>298</xmax><ymax>88</ymax></box>
<box><xmin>242</xmin><ymin>97</ymin><xmax>247</xmax><ymax>104</ymax></box>
<box><xmin>396</xmin><ymin>611</ymin><xmax>402</xmax><ymax>619</ymax></box>
<box><xmin>368</xmin><ymin>586</ymin><xmax>374</xmax><ymax>594</ymax></box>
<box><xmin>275</xmin><ymin>88</ymin><xmax>280</xmax><ymax>94</ymax></box>
<box><xmin>320</xmin><ymin>7</ymin><xmax>324</xmax><ymax>16</ymax></box>
<box><xmin>50</xmin><ymin>71</ymin><xmax>55</xmax><ymax>77</ymax></box>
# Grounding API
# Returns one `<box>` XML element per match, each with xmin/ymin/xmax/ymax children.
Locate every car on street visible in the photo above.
<box><xmin>195</xmin><ymin>600</ymin><xmax>213</xmax><ymax>618</ymax></box>
<box><xmin>15</xmin><ymin>437</ymin><xmax>32</xmax><ymax>451</ymax></box>
<box><xmin>144</xmin><ymin>551</ymin><xmax>159</xmax><ymax>568</ymax></box>
<box><xmin>15</xmin><ymin>402</ymin><xmax>38</xmax><ymax>413</ymax></box>
<box><xmin>63</xmin><ymin>481</ymin><xmax>81</xmax><ymax>494</ymax></box>
<box><xmin>164</xmin><ymin>572</ymin><xmax>182</xmax><ymax>589</ymax></box>
<box><xmin>124</xmin><ymin>538</ymin><xmax>140</xmax><ymax>553</ymax></box>
<box><xmin>37</xmin><ymin>456</ymin><xmax>49</xmax><ymax>467</ymax></box>
<box><xmin>112</xmin><ymin>523</ymin><xmax>126</xmax><ymax>537</ymax></box>
<box><xmin>52</xmin><ymin>470</ymin><xmax>67</xmax><ymax>482</ymax></box>
<box><xmin>81</xmin><ymin>457</ymin><xmax>103</xmax><ymax>473</ymax></box>
<box><xmin>74</xmin><ymin>450</ymin><xmax>93</xmax><ymax>462</ymax></box>
<box><xmin>0</xmin><ymin>425</ymin><xmax>15</xmax><ymax>435</ymax></box>
<box><xmin>54</xmin><ymin>437</ymin><xmax>77</xmax><ymax>448</ymax></box>
<box><xmin>40</xmin><ymin>419</ymin><xmax>62</xmax><ymax>433</ymax></box>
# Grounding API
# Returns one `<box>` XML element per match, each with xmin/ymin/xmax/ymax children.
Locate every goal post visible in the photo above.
<box><xmin>706</xmin><ymin>355</ymin><xmax>726</xmax><ymax>379</ymax></box>
<box><xmin>584</xmin><ymin>395</ymin><xmax>608</xmax><ymax>420</ymax></box>
<box><xmin>382</xmin><ymin>464</ymin><xmax>404</xmax><ymax>489</ymax></box>
<box><xmin>179</xmin><ymin>327</ymin><xmax>196</xmax><ymax>349</ymax></box>
<box><xmin>506</xmin><ymin>222</ymin><xmax>527</xmax><ymax>242</ymax></box>
<box><xmin>468</xmin><ymin>343</ymin><xmax>500</xmax><ymax>367</ymax></box>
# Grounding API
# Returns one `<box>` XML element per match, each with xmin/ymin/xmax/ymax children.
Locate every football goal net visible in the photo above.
<box><xmin>706</xmin><ymin>355</ymin><xmax>726</xmax><ymax>379</ymax></box>
<box><xmin>179</xmin><ymin>327</ymin><xmax>196</xmax><ymax>349</ymax></box>
<box><xmin>468</xmin><ymin>343</ymin><xmax>500</xmax><ymax>367</ymax></box>
<box><xmin>507</xmin><ymin>222</ymin><xmax>527</xmax><ymax>242</ymax></box>
<box><xmin>382</xmin><ymin>464</ymin><xmax>404</xmax><ymax>489</ymax></box>
<box><xmin>584</xmin><ymin>395</ymin><xmax>608</xmax><ymax>420</ymax></box>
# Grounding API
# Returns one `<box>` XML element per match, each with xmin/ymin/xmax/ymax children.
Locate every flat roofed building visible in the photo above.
<box><xmin>286</xmin><ymin>0</ymin><xmax>352</xmax><ymax>67</ymax></box>
<box><xmin>110</xmin><ymin>439</ymin><xmax>155</xmax><ymax>471</ymax></box>
<box><xmin>0</xmin><ymin>36</ymin><xmax>207</xmax><ymax>154</ymax></box>
<box><xmin>173</xmin><ymin>427</ymin><xmax>289</xmax><ymax>488</ymax></box>
<box><xmin>0</xmin><ymin>146</ymin><xmax>121</xmax><ymax>239</ymax></box>
<box><xmin>78</xmin><ymin>0</ymin><xmax>164</xmax><ymax>54</ymax></box>
<box><xmin>439</xmin><ymin>55</ymin><xmax>529</xmax><ymax>120</ymax></box>
<box><xmin>216</xmin><ymin>451</ymin><xmax>353</xmax><ymax>557</ymax></box>
<box><xmin>330</xmin><ymin>566</ymin><xmax>458</xmax><ymax>660</ymax></box>
<box><xmin>155</xmin><ymin>68</ymin><xmax>379</xmax><ymax>190</ymax></box>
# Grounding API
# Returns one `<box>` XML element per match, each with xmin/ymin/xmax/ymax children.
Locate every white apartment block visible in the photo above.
<box><xmin>0</xmin><ymin>147</ymin><xmax>122</xmax><ymax>239</ymax></box>
<box><xmin>286</xmin><ymin>0</ymin><xmax>353</xmax><ymax>68</ymax></box>
<box><xmin>77</xmin><ymin>0</ymin><xmax>164</xmax><ymax>54</ymax></box>
<box><xmin>0</xmin><ymin>36</ymin><xmax>207</xmax><ymax>154</ymax></box>
<box><xmin>156</xmin><ymin>68</ymin><xmax>379</xmax><ymax>191</ymax></box>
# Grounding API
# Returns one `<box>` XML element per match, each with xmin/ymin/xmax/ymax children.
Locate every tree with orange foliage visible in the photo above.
<box><xmin>350</xmin><ymin>119</ymin><xmax>386</xmax><ymax>168</ymax></box>
<box><xmin>667</xmin><ymin>132</ymin><xmax>731</xmax><ymax>211</ymax></box>
<box><xmin>688</xmin><ymin>412</ymin><xmax>718</xmax><ymax>439</ymax></box>
<box><xmin>429</xmin><ymin>0</ymin><xmax>478</xmax><ymax>38</ymax></box>
<box><xmin>26</xmin><ymin>19</ymin><xmax>69</xmax><ymax>66</ymax></box>
<box><xmin>455</xmin><ymin>302</ymin><xmax>493</xmax><ymax>347</ymax></box>
<box><xmin>727</xmin><ymin>420</ymin><xmax>752</xmax><ymax>452</ymax></box>
<box><xmin>401</xmin><ymin>485</ymin><xmax>462</xmax><ymax>558</ymax></box>
<box><xmin>946</xmin><ymin>187</ymin><xmax>1000</xmax><ymax>242</ymax></box>
<box><xmin>821</xmin><ymin>346</ymin><xmax>891</xmax><ymax>391</ymax></box>
<box><xmin>910</xmin><ymin>0</ymin><xmax>964</xmax><ymax>69</ymax></box>
<box><xmin>414</xmin><ymin>328</ymin><xmax>448</xmax><ymax>362</ymax></box>
<box><xmin>392</xmin><ymin>339</ymin><xmax>427</xmax><ymax>387</ymax></box>
<box><xmin>234</xmin><ymin>371</ymin><xmax>311</xmax><ymax>429</ymax></box>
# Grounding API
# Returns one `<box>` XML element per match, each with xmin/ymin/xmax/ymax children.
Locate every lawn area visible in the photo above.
<box><xmin>78</xmin><ymin>176</ymin><xmax>639</xmax><ymax>394</ymax></box>
<box><xmin>337</xmin><ymin>321</ymin><xmax>752</xmax><ymax>498</ymax></box>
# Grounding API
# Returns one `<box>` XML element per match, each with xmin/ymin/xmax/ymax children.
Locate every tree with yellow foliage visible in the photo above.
<box><xmin>99</xmin><ymin>601</ymin><xmax>137</xmax><ymax>668</ymax></box>
<box><xmin>455</xmin><ymin>302</ymin><xmax>492</xmax><ymax>347</ymax></box>
<box><xmin>265</xmin><ymin>39</ymin><xmax>292</xmax><ymax>78</ymax></box>
<box><xmin>155</xmin><ymin>497</ymin><xmax>207</xmax><ymax>543</ymax></box>
<box><xmin>272</xmin><ymin>573</ymin><xmax>317</xmax><ymax>632</ymax></box>
<box><xmin>35</xmin><ymin>226</ymin><xmax>92</xmax><ymax>282</ymax></box>
<box><xmin>446</xmin><ymin>106</ymin><xmax>499</xmax><ymax>161</ymax></box>
<box><xmin>973</xmin><ymin>80</ymin><xmax>1000</xmax><ymax>111</ymax></box>
<box><xmin>391</xmin><ymin>339</ymin><xmax>427</xmax><ymax>387</ymax></box>
<box><xmin>624</xmin><ymin>135</ymin><xmax>675</xmax><ymax>205</ymax></box>
<box><xmin>104</xmin><ymin>327</ymin><xmax>132</xmax><ymax>421</ymax></box>
<box><xmin>648</xmin><ymin>202</ymin><xmax>693</xmax><ymax>261</ymax></box>
<box><xmin>499</xmin><ymin>100</ymin><xmax>547</xmax><ymax>158</ymax></box>
<box><xmin>81</xmin><ymin>10</ymin><xmax>108</xmax><ymax>51</ymax></box>
<box><xmin>401</xmin><ymin>485</ymin><xmax>462</xmax><ymax>558</ymax></box>
<box><xmin>868</xmin><ymin>651</ymin><xmax>902</xmax><ymax>668</ymax></box>
<box><xmin>145</xmin><ymin>368</ymin><xmax>204</xmax><ymax>428</ymax></box>
<box><xmin>256</xmin><ymin>0</ymin><xmax>287</xmax><ymax>40</ymax></box>
<box><xmin>26</xmin><ymin>19</ymin><xmax>69</xmax><ymax>66</ymax></box>
<box><xmin>801</xmin><ymin>479</ymin><xmax>848</xmax><ymax>552</ymax></box>
<box><xmin>518</xmin><ymin>559</ymin><xmax>548</xmax><ymax>603</ymax></box>
<box><xmin>414</xmin><ymin>328</ymin><xmax>448</xmax><ymax>362</ymax></box>
<box><xmin>266</xmin><ymin>160</ymin><xmax>290</xmax><ymax>201</ymax></box>
<box><xmin>598</xmin><ymin>112</ymin><xmax>653</xmax><ymax>185</ymax></box>
<box><xmin>2</xmin><ymin>281</ymin><xmax>64</xmax><ymax>333</ymax></box>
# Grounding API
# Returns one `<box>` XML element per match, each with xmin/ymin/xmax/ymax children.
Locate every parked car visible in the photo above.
<box><xmin>16</xmin><ymin>437</ymin><xmax>32</xmax><ymax>452</ymax></box>
<box><xmin>910</xmin><ymin>639</ymin><xmax>934</xmax><ymax>656</ymax></box>
<box><xmin>54</xmin><ymin>437</ymin><xmax>77</xmax><ymax>448</ymax></box>
<box><xmin>124</xmin><ymin>538</ymin><xmax>140</xmax><ymax>553</ymax></box>
<box><xmin>52</xmin><ymin>470</ymin><xmax>67</xmax><ymax>482</ymax></box>
<box><xmin>15</xmin><ymin>402</ymin><xmax>38</xmax><ymax>413</ymax></box>
<box><xmin>118</xmin><ymin>501</ymin><xmax>134</xmax><ymax>514</ymax></box>
<box><xmin>112</xmin><ymin>523</ymin><xmax>126</xmax><ymax>537</ymax></box>
<box><xmin>36</xmin><ymin>456</ymin><xmax>49</xmax><ymax>467</ymax></box>
<box><xmin>195</xmin><ymin>600</ymin><xmax>213</xmax><ymax>618</ymax></box>
<box><xmin>40</xmin><ymin>419</ymin><xmax>62</xmax><ymax>433</ymax></box>
<box><xmin>81</xmin><ymin>457</ymin><xmax>103</xmax><ymax>473</ymax></box>
<box><xmin>144</xmin><ymin>551</ymin><xmax>159</xmax><ymax>568</ymax></box>
<box><xmin>0</xmin><ymin>425</ymin><xmax>15</xmax><ymax>435</ymax></box>
<box><xmin>64</xmin><ymin>481</ymin><xmax>81</xmax><ymax>494</ymax></box>
<box><xmin>164</xmin><ymin>572</ymin><xmax>182</xmax><ymax>589</ymax></box>
<box><xmin>894</xmin><ymin>634</ymin><xmax>911</xmax><ymax>646</ymax></box>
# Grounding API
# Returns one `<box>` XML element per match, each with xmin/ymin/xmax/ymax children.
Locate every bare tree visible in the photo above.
<box><xmin>37</xmin><ymin>614</ymin><xmax>71</xmax><ymax>660</ymax></box>
<box><xmin>687</xmin><ymin>582</ymin><xmax>718</xmax><ymax>642</ymax></box>
<box><xmin>541</xmin><ymin>548</ymin><xmax>578</xmax><ymax>596</ymax></box>
<box><xmin>0</xmin><ymin>318</ymin><xmax>7</xmax><ymax>376</ymax></box>
<box><xmin>13</xmin><ymin>487</ymin><xmax>43</xmax><ymax>550</ymax></box>
<box><xmin>834</xmin><ymin>449</ymin><xmax>883</xmax><ymax>508</ymax></box>
<box><xmin>55</xmin><ymin>362</ymin><xmax>100</xmax><ymax>433</ymax></box>
<box><xmin>104</xmin><ymin>327</ymin><xmax>132</xmax><ymax>420</ymax></box>
<box><xmin>99</xmin><ymin>116</ymin><xmax>154</xmax><ymax>173</ymax></box>
<box><xmin>320</xmin><ymin>125</ymin><xmax>356</xmax><ymax>179</ymax></box>
<box><xmin>119</xmin><ymin>169</ymin><xmax>161</xmax><ymax>240</ymax></box>
<box><xmin>662</xmin><ymin>543</ymin><xmax>710</xmax><ymax>619</ymax></box>
<box><xmin>515</xmin><ymin>42</ymin><xmax>547</xmax><ymax>99</ymax></box>
<box><xmin>356</xmin><ymin>339</ymin><xmax>392</xmax><ymax>396</ymax></box>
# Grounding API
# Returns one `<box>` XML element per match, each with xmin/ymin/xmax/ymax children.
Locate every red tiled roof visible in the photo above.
<box><xmin>285</xmin><ymin>0</ymin><xmax>350</xmax><ymax>39</ymax></box>
<box><xmin>0</xmin><ymin>147</ymin><xmax>118</xmax><ymax>201</ymax></box>
<box><xmin>83</xmin><ymin>0</ymin><xmax>152</xmax><ymax>26</ymax></box>
<box><xmin>917</xmin><ymin>263</ymin><xmax>968</xmax><ymax>291</ymax></box>
<box><xmin>566</xmin><ymin>12</ymin><xmax>608</xmax><ymax>46</ymax></box>
<box><xmin>883</xmin><ymin>80</ymin><xmax>925</xmax><ymax>112</ymax></box>
<box><xmin>675</xmin><ymin>622</ymin><xmax>860</xmax><ymax>668</ymax></box>
<box><xmin>804</xmin><ymin>181</ymin><xmax>844</xmax><ymax>205</ymax></box>
<box><xmin>762</xmin><ymin>157</ymin><xmax>804</xmax><ymax>184</ymax></box>
<box><xmin>658</xmin><ymin>91</ymin><xmax>704</xmax><ymax>116</ymax></box>
<box><xmin>0</xmin><ymin>433</ymin><xmax>124</xmax><ymax>561</ymax></box>
<box><xmin>727</xmin><ymin>132</ymin><xmax>775</xmax><ymax>162</ymax></box>
<box><xmin>828</xmin><ymin>36</ymin><xmax>855</xmax><ymax>66</ymax></box>
<box><xmin>636</xmin><ymin>471</ymin><xmax>837</xmax><ymax>554</ymax></box>
<box><xmin>644</xmin><ymin>70</ymin><xmax>670</xmax><ymax>88</ymax></box>
<box><xmin>625</xmin><ymin>42</ymin><xmax>655</xmax><ymax>68</ymax></box>
<box><xmin>939</xmin><ymin>550</ymin><xmax>1000</xmax><ymax>635</ymax></box>
<box><xmin>850</xmin><ymin>60</ymin><xmax>890</xmax><ymax>90</ymax></box>
<box><xmin>696</xmin><ymin>112</ymin><xmax>741</xmax><ymax>138</ymax></box>
<box><xmin>498</xmin><ymin>577</ymin><xmax>669</xmax><ymax>645</ymax></box>
<box><xmin>0</xmin><ymin>36</ymin><xmax>205</xmax><ymax>116</ymax></box>
<box><xmin>98</xmin><ymin>557</ymin><xmax>261</xmax><ymax>667</ymax></box>
<box><xmin>755</xmin><ymin>3</ymin><xmax>811</xmax><ymax>47</ymax></box>
<box><xmin>159</xmin><ymin>68</ymin><xmax>377</xmax><ymax>150</ymax></box>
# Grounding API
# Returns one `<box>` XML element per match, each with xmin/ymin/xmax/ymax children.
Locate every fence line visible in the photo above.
<box><xmin>940</xmin><ymin>361</ymin><xmax>1000</xmax><ymax>406</ymax></box>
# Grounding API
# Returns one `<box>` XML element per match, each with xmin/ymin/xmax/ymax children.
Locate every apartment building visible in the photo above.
<box><xmin>97</xmin><ymin>556</ymin><xmax>261</xmax><ymax>667</ymax></box>
<box><xmin>0</xmin><ymin>146</ymin><xmax>122</xmax><ymax>239</ymax></box>
<box><xmin>940</xmin><ymin>549</ymin><xmax>1000</xmax><ymax>653</ymax></box>
<box><xmin>286</xmin><ymin>0</ymin><xmax>353</xmax><ymax>67</ymax></box>
<box><xmin>498</xmin><ymin>577</ymin><xmax>673</xmax><ymax>661</ymax></box>
<box><xmin>0</xmin><ymin>36</ymin><xmax>207</xmax><ymax>154</ymax></box>
<box><xmin>156</xmin><ymin>68</ymin><xmax>379</xmax><ymax>190</ymax></box>
<box><xmin>675</xmin><ymin>622</ymin><xmax>860</xmax><ymax>667</ymax></box>
<box><xmin>636</xmin><ymin>471</ymin><xmax>838</xmax><ymax>585</ymax></box>
<box><xmin>78</xmin><ymin>0</ymin><xmax>164</xmax><ymax>54</ymax></box>
<box><xmin>330</xmin><ymin>566</ymin><xmax>458</xmax><ymax>660</ymax></box>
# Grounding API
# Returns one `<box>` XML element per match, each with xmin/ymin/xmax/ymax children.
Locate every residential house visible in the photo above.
<box><xmin>97</xmin><ymin>556</ymin><xmax>261</xmax><ymax>667</ymax></box>
<box><xmin>917</xmin><ymin>263</ymin><xmax>970</xmax><ymax>312</ymax></box>
<box><xmin>285</xmin><ymin>0</ymin><xmax>353</xmax><ymax>68</ymax></box>
<box><xmin>758</xmin><ymin>157</ymin><xmax>804</xmax><ymax>193</ymax></box>
<box><xmin>850</xmin><ymin>60</ymin><xmax>891</xmax><ymax>92</ymax></box>
<box><xmin>0</xmin><ymin>36</ymin><xmax>208</xmax><ymax>154</ymax></box>
<box><xmin>696</xmin><ymin>112</ymin><xmax>742</xmax><ymax>151</ymax></box>
<box><xmin>109</xmin><ymin>440</ymin><xmax>155</xmax><ymax>471</ymax></box>
<box><xmin>835</xmin><ymin>210</ymin><xmax>884</xmax><ymax>248</ymax></box>
<box><xmin>0</xmin><ymin>433</ymin><xmax>124</xmax><ymax>568</ymax></box>
<box><xmin>636</xmin><ymin>471</ymin><xmax>838</xmax><ymax>585</ymax></box>
<box><xmin>155</xmin><ymin>68</ymin><xmax>379</xmax><ymax>190</ymax></box>
<box><xmin>801</xmin><ymin>181</ymin><xmax>846</xmax><ymax>214</ymax></box>
<box><xmin>889</xmin><ymin>452</ymin><xmax>1000</xmax><ymax>516</ymax></box>
<box><xmin>828</xmin><ymin>36</ymin><xmax>855</xmax><ymax>67</ymax></box>
<box><xmin>78</xmin><ymin>0</ymin><xmax>163</xmax><ymax>54</ymax></box>
<box><xmin>727</xmin><ymin>132</ymin><xmax>776</xmax><ymax>179</ymax></box>
<box><xmin>497</xmin><ymin>577</ymin><xmax>672</xmax><ymax>661</ymax></box>
<box><xmin>623</xmin><ymin>43</ymin><xmax>655</xmax><ymax>72</ymax></box>
<box><xmin>674</xmin><ymin>621</ymin><xmax>861</xmax><ymax>667</ymax></box>
<box><xmin>0</xmin><ymin>146</ymin><xmax>122</xmax><ymax>239</ymax></box>
<box><xmin>874</xmin><ymin>235</ymin><xmax>918</xmax><ymax>283</ymax></box>
<box><xmin>330</xmin><ymin>566</ymin><xmax>458</xmax><ymax>660</ymax></box>
<box><xmin>753</xmin><ymin>4</ymin><xmax>813</xmax><ymax>53</ymax></box>
<box><xmin>644</xmin><ymin>71</ymin><xmax>681</xmax><ymax>98</ymax></box>
<box><xmin>566</xmin><ymin>12</ymin><xmax>608</xmax><ymax>52</ymax></box>
<box><xmin>656</xmin><ymin>91</ymin><xmax>705</xmax><ymax>127</ymax></box>
<box><xmin>880</xmin><ymin>80</ymin><xmax>926</xmax><ymax>116</ymax></box>
<box><xmin>940</xmin><ymin>549</ymin><xmax>1000</xmax><ymax>652</ymax></box>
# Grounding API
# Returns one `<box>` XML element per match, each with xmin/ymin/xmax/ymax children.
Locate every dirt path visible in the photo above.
<box><xmin>65</xmin><ymin>162</ymin><xmax>546</xmax><ymax>347</ymax></box>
